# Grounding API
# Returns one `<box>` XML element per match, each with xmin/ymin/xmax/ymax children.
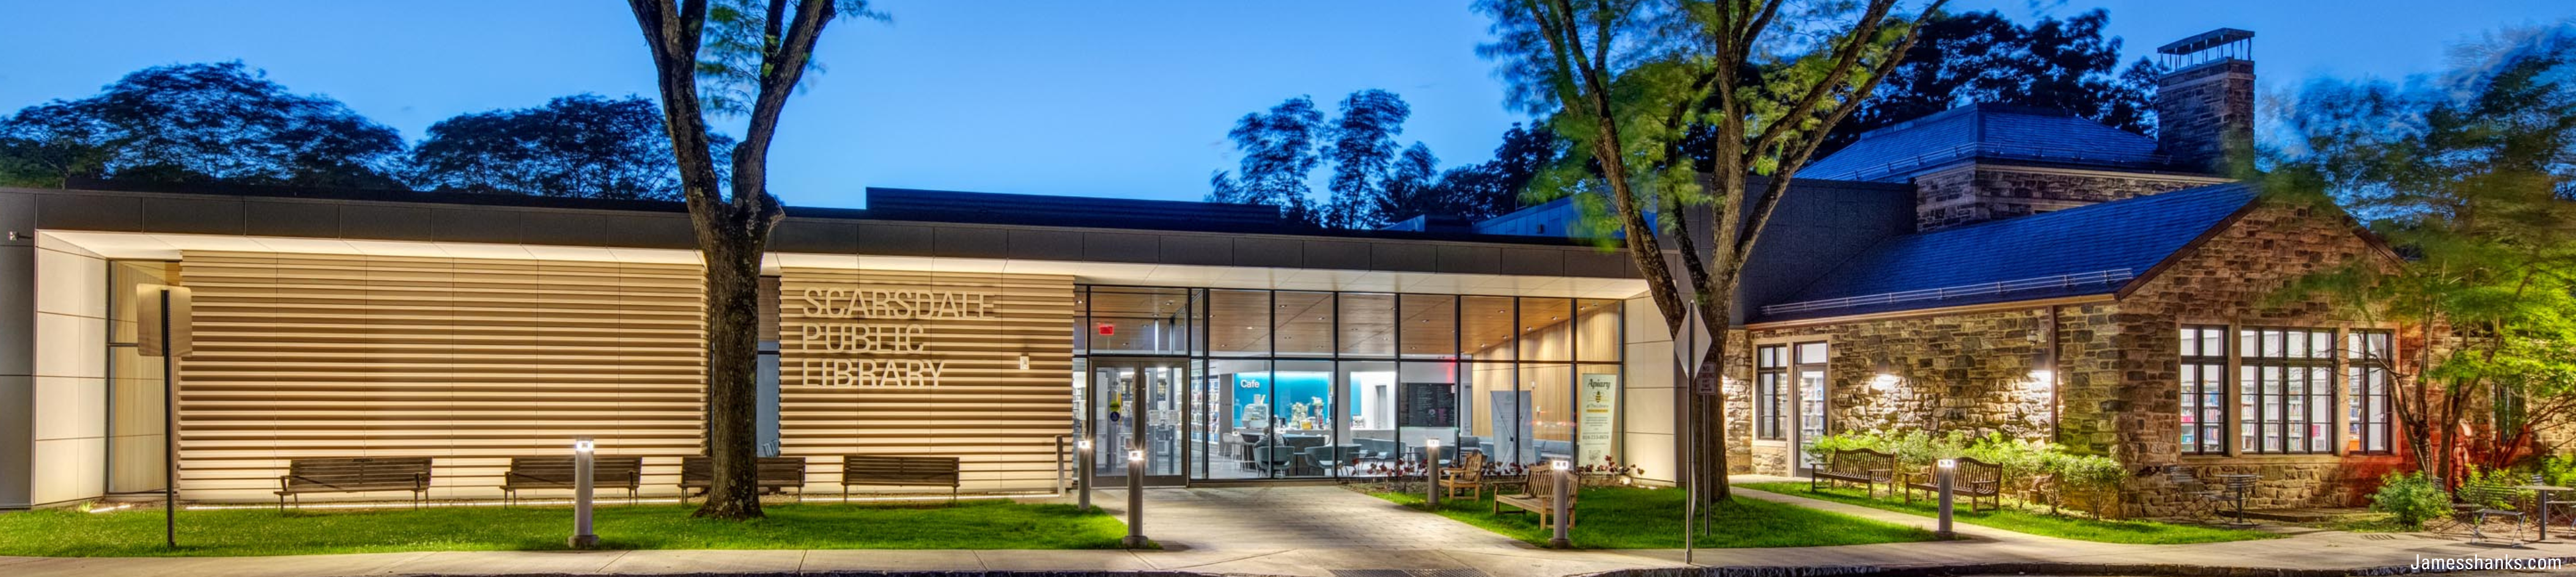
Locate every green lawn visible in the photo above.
<box><xmin>0</xmin><ymin>500</ymin><xmax>1129</xmax><ymax>557</ymax></box>
<box><xmin>1740</xmin><ymin>482</ymin><xmax>2279</xmax><ymax>545</ymax></box>
<box><xmin>1371</xmin><ymin>486</ymin><xmax>1938</xmax><ymax>548</ymax></box>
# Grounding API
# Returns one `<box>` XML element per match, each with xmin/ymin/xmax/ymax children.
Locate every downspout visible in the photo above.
<box><xmin>2046</xmin><ymin>306</ymin><xmax>2062</xmax><ymax>441</ymax></box>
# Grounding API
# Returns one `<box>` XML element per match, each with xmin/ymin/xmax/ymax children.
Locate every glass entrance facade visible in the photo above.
<box><xmin>1074</xmin><ymin>286</ymin><xmax>1622</xmax><ymax>483</ymax></box>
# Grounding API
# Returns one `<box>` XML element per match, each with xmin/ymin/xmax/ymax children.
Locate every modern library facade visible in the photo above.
<box><xmin>0</xmin><ymin>185</ymin><xmax>1668</xmax><ymax>507</ymax></box>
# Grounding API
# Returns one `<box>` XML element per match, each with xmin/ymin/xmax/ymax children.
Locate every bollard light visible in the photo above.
<box><xmin>1934</xmin><ymin>458</ymin><xmax>1957</xmax><ymax>539</ymax></box>
<box><xmin>1076</xmin><ymin>439</ymin><xmax>1094</xmax><ymax>512</ymax></box>
<box><xmin>1549</xmin><ymin>459</ymin><xmax>1573</xmax><ymax>549</ymax></box>
<box><xmin>569</xmin><ymin>438</ymin><xmax>599</xmax><ymax>549</ymax></box>
<box><xmin>1425</xmin><ymin>439</ymin><xmax>1442</xmax><ymax>508</ymax></box>
<box><xmin>1122</xmin><ymin>448</ymin><xmax>1148</xmax><ymax>548</ymax></box>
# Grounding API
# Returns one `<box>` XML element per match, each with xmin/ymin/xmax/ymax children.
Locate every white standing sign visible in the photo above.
<box><xmin>1577</xmin><ymin>373</ymin><xmax>1618</xmax><ymax>468</ymax></box>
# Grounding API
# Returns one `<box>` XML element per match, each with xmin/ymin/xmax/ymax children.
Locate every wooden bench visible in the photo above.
<box><xmin>1439</xmin><ymin>452</ymin><xmax>1488</xmax><ymax>499</ymax></box>
<box><xmin>1902</xmin><ymin>457</ymin><xmax>2003</xmax><ymax>512</ymax></box>
<box><xmin>274</xmin><ymin>457</ymin><xmax>432</xmax><ymax>510</ymax></box>
<box><xmin>679</xmin><ymin>456</ymin><xmax>807</xmax><ymax>501</ymax></box>
<box><xmin>1810</xmin><ymin>448</ymin><xmax>1895</xmax><ymax>498</ymax></box>
<box><xmin>841</xmin><ymin>455</ymin><xmax>962</xmax><ymax>502</ymax></box>
<box><xmin>1493</xmin><ymin>463</ymin><xmax>1576</xmax><ymax>528</ymax></box>
<box><xmin>501</xmin><ymin>456</ymin><xmax>643</xmax><ymax>506</ymax></box>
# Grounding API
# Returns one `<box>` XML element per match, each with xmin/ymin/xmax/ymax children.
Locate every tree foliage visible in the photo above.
<box><xmin>0</xmin><ymin>62</ymin><xmax>405</xmax><ymax>188</ymax></box>
<box><xmin>1324</xmin><ymin>89</ymin><xmax>1414</xmax><ymax>229</ymax></box>
<box><xmin>2267</xmin><ymin>24</ymin><xmax>2576</xmax><ymax>480</ymax></box>
<box><xmin>1828</xmin><ymin>9</ymin><xmax>2160</xmax><ymax>153</ymax></box>
<box><xmin>407</xmin><ymin>94</ymin><xmax>736</xmax><ymax>200</ymax></box>
<box><xmin>1478</xmin><ymin>0</ymin><xmax>1946</xmax><ymax>501</ymax></box>
<box><xmin>1209</xmin><ymin>95</ymin><xmax>1330</xmax><ymax>226</ymax></box>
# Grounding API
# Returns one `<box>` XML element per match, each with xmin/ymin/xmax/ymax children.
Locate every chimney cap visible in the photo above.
<box><xmin>2157</xmin><ymin>28</ymin><xmax>2255</xmax><ymax>56</ymax></box>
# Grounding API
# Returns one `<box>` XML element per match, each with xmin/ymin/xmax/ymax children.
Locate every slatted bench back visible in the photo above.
<box><xmin>841</xmin><ymin>455</ymin><xmax>962</xmax><ymax>488</ymax></box>
<box><xmin>282</xmin><ymin>457</ymin><xmax>432</xmax><ymax>493</ymax></box>
<box><xmin>679</xmin><ymin>456</ymin><xmax>808</xmax><ymax>488</ymax></box>
<box><xmin>504</xmin><ymin>457</ymin><xmax>643</xmax><ymax>489</ymax></box>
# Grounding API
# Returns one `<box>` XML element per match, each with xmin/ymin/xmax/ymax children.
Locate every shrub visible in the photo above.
<box><xmin>2547</xmin><ymin>454</ymin><xmax>2576</xmax><ymax>488</ymax></box>
<box><xmin>2370</xmin><ymin>471</ymin><xmax>2452</xmax><ymax>530</ymax></box>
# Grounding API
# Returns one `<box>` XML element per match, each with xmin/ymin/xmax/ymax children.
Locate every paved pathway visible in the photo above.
<box><xmin>7</xmin><ymin>479</ymin><xmax>2576</xmax><ymax>576</ymax></box>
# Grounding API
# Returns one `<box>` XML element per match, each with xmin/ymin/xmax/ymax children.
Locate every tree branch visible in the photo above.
<box><xmin>1741</xmin><ymin>0</ymin><xmax>1900</xmax><ymax>163</ymax></box>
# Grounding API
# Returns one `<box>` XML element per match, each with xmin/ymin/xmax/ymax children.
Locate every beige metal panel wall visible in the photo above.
<box><xmin>777</xmin><ymin>268</ymin><xmax>1074</xmax><ymax>493</ymax></box>
<box><xmin>176</xmin><ymin>251</ymin><xmax>706</xmax><ymax>502</ymax></box>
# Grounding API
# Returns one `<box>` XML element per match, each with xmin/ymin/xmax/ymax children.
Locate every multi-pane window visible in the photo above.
<box><xmin>1755</xmin><ymin>345</ymin><xmax>1787</xmax><ymax>440</ymax></box>
<box><xmin>2347</xmin><ymin>331</ymin><xmax>2394</xmax><ymax>454</ymax></box>
<box><xmin>2239</xmin><ymin>328</ymin><xmax>2336</xmax><ymax>454</ymax></box>
<box><xmin>2179</xmin><ymin>326</ymin><xmax>2227</xmax><ymax>455</ymax></box>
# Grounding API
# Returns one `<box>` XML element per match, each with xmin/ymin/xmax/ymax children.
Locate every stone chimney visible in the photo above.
<box><xmin>2153</xmin><ymin>28</ymin><xmax>2256</xmax><ymax>172</ymax></box>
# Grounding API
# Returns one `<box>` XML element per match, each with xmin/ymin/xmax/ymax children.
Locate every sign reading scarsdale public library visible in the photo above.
<box><xmin>795</xmin><ymin>287</ymin><xmax>999</xmax><ymax>386</ymax></box>
<box><xmin>775</xmin><ymin>267</ymin><xmax>1076</xmax><ymax>491</ymax></box>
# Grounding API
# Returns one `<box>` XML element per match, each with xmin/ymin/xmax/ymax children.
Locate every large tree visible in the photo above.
<box><xmin>1324</xmin><ymin>89</ymin><xmax>1414</xmax><ymax>229</ymax></box>
<box><xmin>408</xmin><ymin>94</ymin><xmax>734</xmax><ymax>200</ymax></box>
<box><xmin>1209</xmin><ymin>96</ymin><xmax>1330</xmax><ymax>226</ymax></box>
<box><xmin>1478</xmin><ymin>0</ymin><xmax>1944</xmax><ymax>502</ymax></box>
<box><xmin>624</xmin><ymin>0</ymin><xmax>882</xmax><ymax>520</ymax></box>
<box><xmin>2268</xmin><ymin>25</ymin><xmax>2576</xmax><ymax>482</ymax></box>
<box><xmin>1827</xmin><ymin>9</ymin><xmax>2159</xmax><ymax>152</ymax></box>
<box><xmin>0</xmin><ymin>62</ymin><xmax>405</xmax><ymax>188</ymax></box>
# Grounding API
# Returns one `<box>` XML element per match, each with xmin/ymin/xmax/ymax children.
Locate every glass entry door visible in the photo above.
<box><xmin>1091</xmin><ymin>360</ymin><xmax>1186</xmax><ymax>486</ymax></box>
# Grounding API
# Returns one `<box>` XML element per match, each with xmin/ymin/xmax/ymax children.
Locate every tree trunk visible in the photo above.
<box><xmin>695</xmin><ymin>224</ymin><xmax>769</xmax><ymax>520</ymax></box>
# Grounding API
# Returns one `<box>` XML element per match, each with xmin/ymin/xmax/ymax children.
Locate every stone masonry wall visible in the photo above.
<box><xmin>1740</xmin><ymin>304</ymin><xmax>2124</xmax><ymax>477</ymax></box>
<box><xmin>1914</xmin><ymin>165</ymin><xmax>2220</xmax><ymax>232</ymax></box>
<box><xmin>2116</xmin><ymin>199</ymin><xmax>2413</xmax><ymax>516</ymax></box>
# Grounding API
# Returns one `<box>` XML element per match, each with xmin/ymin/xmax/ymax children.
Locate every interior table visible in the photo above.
<box><xmin>2515</xmin><ymin>484</ymin><xmax>2574</xmax><ymax>542</ymax></box>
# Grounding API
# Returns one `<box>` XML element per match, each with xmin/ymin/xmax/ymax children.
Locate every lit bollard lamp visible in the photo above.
<box><xmin>1076</xmin><ymin>439</ymin><xmax>1094</xmax><ymax>512</ymax></box>
<box><xmin>1424</xmin><ymin>439</ymin><xmax>1442</xmax><ymax>509</ymax></box>
<box><xmin>1549</xmin><ymin>459</ymin><xmax>1573</xmax><ymax>549</ymax></box>
<box><xmin>569</xmin><ymin>438</ymin><xmax>599</xmax><ymax>549</ymax></box>
<box><xmin>1934</xmin><ymin>458</ymin><xmax>1957</xmax><ymax>540</ymax></box>
<box><xmin>1122</xmin><ymin>449</ymin><xmax>1148</xmax><ymax>548</ymax></box>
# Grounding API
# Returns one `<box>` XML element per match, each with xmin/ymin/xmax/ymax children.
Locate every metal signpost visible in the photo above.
<box><xmin>1673</xmin><ymin>304</ymin><xmax>1711</xmax><ymax>564</ymax></box>
<box><xmin>139</xmin><ymin>285</ymin><xmax>192</xmax><ymax>549</ymax></box>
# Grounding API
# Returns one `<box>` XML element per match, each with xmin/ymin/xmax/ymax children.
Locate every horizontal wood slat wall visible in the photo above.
<box><xmin>778</xmin><ymin>268</ymin><xmax>1076</xmax><ymax>493</ymax></box>
<box><xmin>177</xmin><ymin>251</ymin><xmax>706</xmax><ymax>502</ymax></box>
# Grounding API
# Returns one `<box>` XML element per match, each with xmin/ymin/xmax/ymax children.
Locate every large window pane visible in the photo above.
<box><xmin>2179</xmin><ymin>325</ymin><xmax>2226</xmax><ymax>455</ymax></box>
<box><xmin>1399</xmin><ymin>295</ymin><xmax>1458</xmax><ymax>359</ymax></box>
<box><xmin>1085</xmin><ymin>286</ymin><xmax>1190</xmax><ymax>355</ymax></box>
<box><xmin>1207</xmin><ymin>358</ymin><xmax>1271</xmax><ymax>479</ymax></box>
<box><xmin>2348</xmin><ymin>331</ymin><xmax>2394</xmax><ymax>454</ymax></box>
<box><xmin>1274</xmin><ymin>292</ymin><xmax>1334</xmax><ymax>357</ymax></box>
<box><xmin>1395</xmin><ymin>361</ymin><xmax>1463</xmax><ymax>468</ymax></box>
<box><xmin>1338</xmin><ymin>293</ymin><xmax>1396</xmax><ymax>358</ymax></box>
<box><xmin>1338</xmin><ymin>360</ymin><xmax>1396</xmax><ymax>477</ymax></box>
<box><xmin>1518</xmin><ymin>298</ymin><xmax>1574</xmax><ymax>361</ymax></box>
<box><xmin>1576</xmin><ymin>299</ymin><xmax>1621</xmax><ymax>362</ymax></box>
<box><xmin>1208</xmin><ymin>289</ymin><xmax>1270</xmax><ymax>357</ymax></box>
<box><xmin>1524</xmin><ymin>362</ymin><xmax>1573</xmax><ymax>467</ymax></box>
<box><xmin>1464</xmin><ymin>361</ymin><xmax>1513</xmax><ymax>463</ymax></box>
<box><xmin>2240</xmin><ymin>328</ymin><xmax>2334</xmax><ymax>454</ymax></box>
<box><xmin>1462</xmin><ymin>296</ymin><xmax>1515</xmax><ymax>361</ymax></box>
<box><xmin>1271</xmin><ymin>359</ymin><xmax>1336</xmax><ymax>477</ymax></box>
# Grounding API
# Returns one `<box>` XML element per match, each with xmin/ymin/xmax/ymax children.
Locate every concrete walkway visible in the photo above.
<box><xmin>6</xmin><ymin>478</ymin><xmax>2575</xmax><ymax>576</ymax></box>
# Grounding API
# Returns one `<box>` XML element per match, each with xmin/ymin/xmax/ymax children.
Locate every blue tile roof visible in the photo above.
<box><xmin>1754</xmin><ymin>182</ymin><xmax>2259</xmax><ymax>322</ymax></box>
<box><xmin>1801</xmin><ymin>104</ymin><xmax>2169</xmax><ymax>182</ymax></box>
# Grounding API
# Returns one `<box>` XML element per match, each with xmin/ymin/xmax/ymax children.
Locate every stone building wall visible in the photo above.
<box><xmin>2114</xmin><ymin>199</ymin><xmax>2412</xmax><ymax>516</ymax></box>
<box><xmin>1735</xmin><ymin>304</ymin><xmax>2125</xmax><ymax>477</ymax></box>
<box><xmin>1914</xmin><ymin>165</ymin><xmax>2223</xmax><ymax>232</ymax></box>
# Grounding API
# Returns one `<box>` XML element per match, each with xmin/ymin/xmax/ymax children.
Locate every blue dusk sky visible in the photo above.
<box><xmin>2</xmin><ymin>1</ymin><xmax>2568</xmax><ymax>207</ymax></box>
